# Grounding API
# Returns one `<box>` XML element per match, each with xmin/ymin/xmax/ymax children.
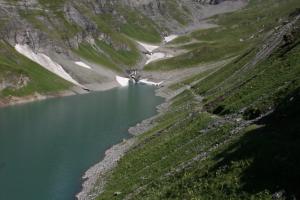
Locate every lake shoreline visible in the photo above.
<box><xmin>0</xmin><ymin>81</ymin><xmax>120</xmax><ymax>108</ymax></box>
<box><xmin>76</xmin><ymin>84</ymin><xmax>172</xmax><ymax>200</ymax></box>
<box><xmin>74</xmin><ymin>58</ymin><xmax>227</xmax><ymax>200</ymax></box>
<box><xmin>0</xmin><ymin>90</ymin><xmax>75</xmax><ymax>108</ymax></box>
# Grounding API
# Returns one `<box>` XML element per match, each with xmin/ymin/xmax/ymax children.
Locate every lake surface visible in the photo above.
<box><xmin>0</xmin><ymin>84</ymin><xmax>163</xmax><ymax>200</ymax></box>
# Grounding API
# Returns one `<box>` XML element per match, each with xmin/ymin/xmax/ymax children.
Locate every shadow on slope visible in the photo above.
<box><xmin>214</xmin><ymin>88</ymin><xmax>300</xmax><ymax>199</ymax></box>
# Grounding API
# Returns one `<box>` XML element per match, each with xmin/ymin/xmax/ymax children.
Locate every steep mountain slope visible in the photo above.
<box><xmin>0</xmin><ymin>0</ymin><xmax>246</xmax><ymax>105</ymax></box>
<box><xmin>0</xmin><ymin>40</ymin><xmax>71</xmax><ymax>105</ymax></box>
<box><xmin>82</xmin><ymin>0</ymin><xmax>300</xmax><ymax>199</ymax></box>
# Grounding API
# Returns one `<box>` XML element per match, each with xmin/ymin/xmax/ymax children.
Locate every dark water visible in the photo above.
<box><xmin>0</xmin><ymin>84</ymin><xmax>163</xmax><ymax>200</ymax></box>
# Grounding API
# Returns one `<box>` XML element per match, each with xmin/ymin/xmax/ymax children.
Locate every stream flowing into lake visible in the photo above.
<box><xmin>0</xmin><ymin>84</ymin><xmax>163</xmax><ymax>200</ymax></box>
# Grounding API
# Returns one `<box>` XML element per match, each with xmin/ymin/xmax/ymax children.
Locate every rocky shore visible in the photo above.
<box><xmin>76</xmin><ymin>79</ymin><xmax>175</xmax><ymax>200</ymax></box>
<box><xmin>76</xmin><ymin>138</ymin><xmax>137</xmax><ymax>200</ymax></box>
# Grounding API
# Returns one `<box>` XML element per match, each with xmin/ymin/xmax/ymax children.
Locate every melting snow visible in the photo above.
<box><xmin>145</xmin><ymin>52</ymin><xmax>174</xmax><ymax>65</ymax></box>
<box><xmin>137</xmin><ymin>37</ymin><xmax>176</xmax><ymax>65</ymax></box>
<box><xmin>145</xmin><ymin>53</ymin><xmax>165</xmax><ymax>65</ymax></box>
<box><xmin>164</xmin><ymin>35</ymin><xmax>178</xmax><ymax>43</ymax></box>
<box><xmin>15</xmin><ymin>44</ymin><xmax>81</xmax><ymax>86</ymax></box>
<box><xmin>75</xmin><ymin>61</ymin><xmax>92</xmax><ymax>69</ymax></box>
<box><xmin>139</xmin><ymin>79</ymin><xmax>163</xmax><ymax>86</ymax></box>
<box><xmin>137</xmin><ymin>41</ymin><xmax>159</xmax><ymax>52</ymax></box>
<box><xmin>116</xmin><ymin>76</ymin><xmax>129</xmax><ymax>87</ymax></box>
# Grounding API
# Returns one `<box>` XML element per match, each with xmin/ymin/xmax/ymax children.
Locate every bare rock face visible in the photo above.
<box><xmin>116</xmin><ymin>0</ymin><xmax>243</xmax><ymax>31</ymax></box>
<box><xmin>64</xmin><ymin>3</ymin><xmax>97</xmax><ymax>32</ymax></box>
<box><xmin>0</xmin><ymin>0</ymin><xmax>243</xmax><ymax>54</ymax></box>
<box><xmin>0</xmin><ymin>72</ymin><xmax>30</xmax><ymax>91</ymax></box>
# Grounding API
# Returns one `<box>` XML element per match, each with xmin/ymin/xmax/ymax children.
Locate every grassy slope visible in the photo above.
<box><xmin>16</xmin><ymin>0</ymin><xmax>162</xmax><ymax>71</ymax></box>
<box><xmin>72</xmin><ymin>0</ymin><xmax>198</xmax><ymax>70</ymax></box>
<box><xmin>0</xmin><ymin>41</ymin><xmax>71</xmax><ymax>97</ymax></box>
<box><xmin>145</xmin><ymin>0</ymin><xmax>300</xmax><ymax>70</ymax></box>
<box><xmin>164</xmin><ymin>0</ymin><xmax>191</xmax><ymax>26</ymax></box>
<box><xmin>117</xmin><ymin>7</ymin><xmax>162</xmax><ymax>44</ymax></box>
<box><xmin>96</xmin><ymin>1</ymin><xmax>300</xmax><ymax>199</ymax></box>
<box><xmin>71</xmin><ymin>2</ymin><xmax>162</xmax><ymax>71</ymax></box>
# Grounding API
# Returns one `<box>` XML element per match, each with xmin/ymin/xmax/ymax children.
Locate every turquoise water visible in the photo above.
<box><xmin>0</xmin><ymin>84</ymin><xmax>163</xmax><ymax>200</ymax></box>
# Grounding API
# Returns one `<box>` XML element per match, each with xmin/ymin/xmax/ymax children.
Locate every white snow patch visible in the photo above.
<box><xmin>139</xmin><ymin>79</ymin><xmax>163</xmax><ymax>86</ymax></box>
<box><xmin>137</xmin><ymin>38</ymin><xmax>175</xmax><ymax>65</ymax></box>
<box><xmin>145</xmin><ymin>52</ymin><xmax>165</xmax><ymax>65</ymax></box>
<box><xmin>15</xmin><ymin>44</ymin><xmax>81</xmax><ymax>86</ymax></box>
<box><xmin>116</xmin><ymin>76</ymin><xmax>129</xmax><ymax>87</ymax></box>
<box><xmin>164</xmin><ymin>35</ymin><xmax>178</xmax><ymax>43</ymax></box>
<box><xmin>166</xmin><ymin>54</ymin><xmax>174</xmax><ymax>58</ymax></box>
<box><xmin>75</xmin><ymin>61</ymin><xmax>92</xmax><ymax>69</ymax></box>
<box><xmin>145</xmin><ymin>52</ymin><xmax>174</xmax><ymax>65</ymax></box>
<box><xmin>137</xmin><ymin>41</ymin><xmax>159</xmax><ymax>52</ymax></box>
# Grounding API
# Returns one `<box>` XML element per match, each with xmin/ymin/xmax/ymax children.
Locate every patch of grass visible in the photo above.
<box><xmin>117</xmin><ymin>8</ymin><xmax>162</xmax><ymax>44</ymax></box>
<box><xmin>74</xmin><ymin>43</ymin><xmax>120</xmax><ymax>71</ymax></box>
<box><xmin>169</xmin><ymin>35</ymin><xmax>191</xmax><ymax>44</ymax></box>
<box><xmin>176</xmin><ymin>41</ymin><xmax>217</xmax><ymax>50</ymax></box>
<box><xmin>202</xmin><ymin>22</ymin><xmax>300</xmax><ymax>115</ymax></box>
<box><xmin>192</xmin><ymin>48</ymin><xmax>255</xmax><ymax>95</ymax></box>
<box><xmin>145</xmin><ymin>42</ymin><xmax>246</xmax><ymax>70</ymax></box>
<box><xmin>165</xmin><ymin>0</ymin><xmax>191</xmax><ymax>26</ymax></box>
<box><xmin>37</xmin><ymin>0</ymin><xmax>66</xmax><ymax>9</ymax></box>
<box><xmin>169</xmin><ymin>90</ymin><xmax>195</xmax><ymax>108</ymax></box>
<box><xmin>96</xmin><ymin>40</ymin><xmax>140</xmax><ymax>67</ymax></box>
<box><xmin>169</xmin><ymin>68</ymin><xmax>216</xmax><ymax>90</ymax></box>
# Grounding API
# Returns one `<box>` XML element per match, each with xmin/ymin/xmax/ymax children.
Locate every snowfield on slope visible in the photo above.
<box><xmin>75</xmin><ymin>61</ymin><xmax>92</xmax><ymax>69</ymax></box>
<box><xmin>138</xmin><ymin>36</ymin><xmax>178</xmax><ymax>65</ymax></box>
<box><xmin>15</xmin><ymin>44</ymin><xmax>81</xmax><ymax>86</ymax></box>
<box><xmin>115</xmin><ymin>76</ymin><xmax>129</xmax><ymax>86</ymax></box>
<box><xmin>145</xmin><ymin>53</ymin><xmax>174</xmax><ymax>65</ymax></box>
<box><xmin>137</xmin><ymin>41</ymin><xmax>159</xmax><ymax>52</ymax></box>
<box><xmin>164</xmin><ymin>35</ymin><xmax>178</xmax><ymax>43</ymax></box>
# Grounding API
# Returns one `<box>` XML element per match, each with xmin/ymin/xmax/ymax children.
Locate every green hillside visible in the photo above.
<box><xmin>145</xmin><ymin>0</ymin><xmax>300</xmax><ymax>70</ymax></box>
<box><xmin>95</xmin><ymin>0</ymin><xmax>300</xmax><ymax>199</ymax></box>
<box><xmin>0</xmin><ymin>41</ymin><xmax>71</xmax><ymax>98</ymax></box>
